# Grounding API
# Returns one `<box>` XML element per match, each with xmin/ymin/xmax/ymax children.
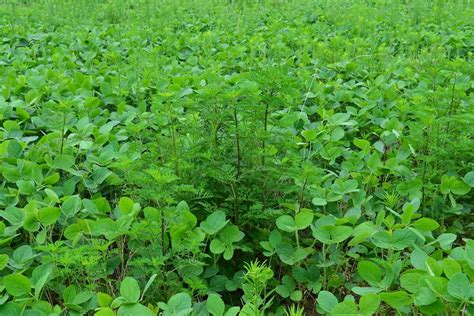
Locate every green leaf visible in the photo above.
<box><xmin>16</xmin><ymin>180</ymin><xmax>35</xmax><ymax>195</ymax></box>
<box><xmin>98</xmin><ymin>292</ymin><xmax>113</xmax><ymax>307</ymax></box>
<box><xmin>424</xmin><ymin>276</ymin><xmax>448</xmax><ymax>297</ymax></box>
<box><xmin>301</xmin><ymin>129</ymin><xmax>317</xmax><ymax>142</ymax></box>
<box><xmin>331</xmin><ymin>300</ymin><xmax>358</xmax><ymax>314</ymax></box>
<box><xmin>400</xmin><ymin>271</ymin><xmax>426</xmax><ymax>293</ymax></box>
<box><xmin>62</xmin><ymin>196</ymin><xmax>82</xmax><ymax>218</ymax></box>
<box><xmin>358</xmin><ymin>261</ymin><xmax>382</xmax><ymax>286</ymax></box>
<box><xmin>312</xmin><ymin>197</ymin><xmax>327</xmax><ymax>206</ymax></box>
<box><xmin>142</xmin><ymin>274</ymin><xmax>157</xmax><ymax>298</ymax></box>
<box><xmin>371</xmin><ymin>229</ymin><xmax>416</xmax><ymax>250</ymax></box>
<box><xmin>118</xmin><ymin>197</ymin><xmax>134</xmax><ymax>214</ymax></box>
<box><xmin>463</xmin><ymin>171</ymin><xmax>474</xmax><ymax>187</ymax></box>
<box><xmin>117</xmin><ymin>303</ymin><xmax>155</xmax><ymax>316</ymax></box>
<box><xmin>414</xmin><ymin>287</ymin><xmax>437</xmax><ymax>306</ymax></box>
<box><xmin>207</xmin><ymin>293</ymin><xmax>225</xmax><ymax>316</ymax></box>
<box><xmin>441</xmin><ymin>258</ymin><xmax>461</xmax><ymax>279</ymax></box>
<box><xmin>353</xmin><ymin>138</ymin><xmax>370</xmax><ymax>151</ymax></box>
<box><xmin>451</xmin><ymin>180</ymin><xmax>470</xmax><ymax>195</ymax></box>
<box><xmin>436</xmin><ymin>233</ymin><xmax>456</xmax><ymax>250</ymax></box>
<box><xmin>3</xmin><ymin>273</ymin><xmax>31</xmax><ymax>296</ymax></box>
<box><xmin>276</xmin><ymin>215</ymin><xmax>295</xmax><ymax>232</ymax></box>
<box><xmin>360</xmin><ymin>294</ymin><xmax>381</xmax><ymax>315</ymax></box>
<box><xmin>367</xmin><ymin>152</ymin><xmax>383</xmax><ymax>172</ymax></box>
<box><xmin>96</xmin><ymin>307</ymin><xmax>116</xmax><ymax>316</ymax></box>
<box><xmin>73</xmin><ymin>290</ymin><xmax>94</xmax><ymax>304</ymax></box>
<box><xmin>380</xmin><ymin>291</ymin><xmax>412</xmax><ymax>310</ymax></box>
<box><xmin>200</xmin><ymin>211</ymin><xmax>228</xmax><ymax>235</ymax></box>
<box><xmin>312</xmin><ymin>225</ymin><xmax>353</xmax><ymax>244</ymax></box>
<box><xmin>120</xmin><ymin>277</ymin><xmax>140</xmax><ymax>303</ymax></box>
<box><xmin>447</xmin><ymin>272</ymin><xmax>471</xmax><ymax>301</ymax></box>
<box><xmin>440</xmin><ymin>175</ymin><xmax>470</xmax><ymax>195</ymax></box>
<box><xmin>425</xmin><ymin>257</ymin><xmax>442</xmax><ymax>277</ymax></box>
<box><xmin>38</xmin><ymin>207</ymin><xmax>61</xmax><ymax>226</ymax></box>
<box><xmin>54</xmin><ymin>155</ymin><xmax>75</xmax><ymax>170</ymax></box>
<box><xmin>168</xmin><ymin>292</ymin><xmax>192</xmax><ymax>312</ymax></box>
<box><xmin>224</xmin><ymin>307</ymin><xmax>240</xmax><ymax>316</ymax></box>
<box><xmin>223</xmin><ymin>246</ymin><xmax>234</xmax><ymax>260</ymax></box>
<box><xmin>412</xmin><ymin>218</ymin><xmax>439</xmax><ymax>232</ymax></box>
<box><xmin>220</xmin><ymin>225</ymin><xmax>244</xmax><ymax>243</ymax></box>
<box><xmin>465</xmin><ymin>240</ymin><xmax>474</xmax><ymax>269</ymax></box>
<box><xmin>294</xmin><ymin>212</ymin><xmax>313</xmax><ymax>230</ymax></box>
<box><xmin>290</xmin><ymin>290</ymin><xmax>302</xmax><ymax>301</ymax></box>
<box><xmin>0</xmin><ymin>254</ymin><xmax>8</xmax><ymax>270</ymax></box>
<box><xmin>210</xmin><ymin>239</ymin><xmax>225</xmax><ymax>254</ymax></box>
<box><xmin>317</xmin><ymin>290</ymin><xmax>338</xmax><ymax>313</ymax></box>
<box><xmin>352</xmin><ymin>287</ymin><xmax>382</xmax><ymax>295</ymax></box>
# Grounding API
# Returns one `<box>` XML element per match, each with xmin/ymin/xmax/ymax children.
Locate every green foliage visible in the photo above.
<box><xmin>0</xmin><ymin>0</ymin><xmax>473</xmax><ymax>315</ymax></box>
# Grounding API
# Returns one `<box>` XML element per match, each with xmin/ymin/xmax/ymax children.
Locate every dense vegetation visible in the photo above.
<box><xmin>0</xmin><ymin>0</ymin><xmax>474</xmax><ymax>315</ymax></box>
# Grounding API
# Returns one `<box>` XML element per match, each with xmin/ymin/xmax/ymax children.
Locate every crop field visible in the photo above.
<box><xmin>0</xmin><ymin>0</ymin><xmax>474</xmax><ymax>315</ymax></box>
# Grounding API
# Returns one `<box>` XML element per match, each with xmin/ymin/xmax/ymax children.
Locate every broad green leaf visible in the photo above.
<box><xmin>380</xmin><ymin>291</ymin><xmax>412</xmax><ymax>310</ymax></box>
<box><xmin>425</xmin><ymin>257</ymin><xmax>442</xmax><ymax>277</ymax></box>
<box><xmin>207</xmin><ymin>293</ymin><xmax>225</xmax><ymax>316</ymax></box>
<box><xmin>200</xmin><ymin>211</ymin><xmax>228</xmax><ymax>235</ymax></box>
<box><xmin>447</xmin><ymin>272</ymin><xmax>471</xmax><ymax>301</ymax></box>
<box><xmin>62</xmin><ymin>196</ymin><xmax>82</xmax><ymax>217</ymax></box>
<box><xmin>359</xmin><ymin>294</ymin><xmax>381</xmax><ymax>315</ymax></box>
<box><xmin>312</xmin><ymin>225</ymin><xmax>353</xmax><ymax>244</ymax></box>
<box><xmin>98</xmin><ymin>292</ymin><xmax>113</xmax><ymax>307</ymax></box>
<box><xmin>290</xmin><ymin>290</ymin><xmax>302</xmax><ymax>301</ymax></box>
<box><xmin>400</xmin><ymin>271</ymin><xmax>426</xmax><ymax>293</ymax></box>
<box><xmin>441</xmin><ymin>258</ymin><xmax>461</xmax><ymax>279</ymax></box>
<box><xmin>4</xmin><ymin>273</ymin><xmax>31</xmax><ymax>296</ymax></box>
<box><xmin>294</xmin><ymin>211</ymin><xmax>313</xmax><ymax>230</ymax></box>
<box><xmin>414</xmin><ymin>287</ymin><xmax>437</xmax><ymax>306</ymax></box>
<box><xmin>358</xmin><ymin>261</ymin><xmax>382</xmax><ymax>285</ymax></box>
<box><xmin>38</xmin><ymin>207</ymin><xmax>61</xmax><ymax>226</ymax></box>
<box><xmin>276</xmin><ymin>215</ymin><xmax>295</xmax><ymax>232</ymax></box>
<box><xmin>463</xmin><ymin>171</ymin><xmax>474</xmax><ymax>187</ymax></box>
<box><xmin>96</xmin><ymin>307</ymin><xmax>116</xmax><ymax>316</ymax></box>
<box><xmin>465</xmin><ymin>240</ymin><xmax>474</xmax><ymax>269</ymax></box>
<box><xmin>371</xmin><ymin>229</ymin><xmax>416</xmax><ymax>250</ymax></box>
<box><xmin>317</xmin><ymin>290</ymin><xmax>338</xmax><ymax>313</ymax></box>
<box><xmin>436</xmin><ymin>233</ymin><xmax>456</xmax><ymax>250</ymax></box>
<box><xmin>118</xmin><ymin>197</ymin><xmax>134</xmax><ymax>214</ymax></box>
<box><xmin>224</xmin><ymin>307</ymin><xmax>240</xmax><ymax>316</ymax></box>
<box><xmin>117</xmin><ymin>303</ymin><xmax>155</xmax><ymax>316</ymax></box>
<box><xmin>120</xmin><ymin>277</ymin><xmax>140</xmax><ymax>303</ymax></box>
<box><xmin>210</xmin><ymin>239</ymin><xmax>225</xmax><ymax>254</ymax></box>
<box><xmin>301</xmin><ymin>129</ymin><xmax>317</xmax><ymax>141</ymax></box>
<box><xmin>0</xmin><ymin>254</ymin><xmax>8</xmax><ymax>270</ymax></box>
<box><xmin>413</xmin><ymin>218</ymin><xmax>439</xmax><ymax>232</ymax></box>
<box><xmin>167</xmin><ymin>292</ymin><xmax>192</xmax><ymax>313</ymax></box>
<box><xmin>16</xmin><ymin>180</ymin><xmax>35</xmax><ymax>195</ymax></box>
<box><xmin>331</xmin><ymin>300</ymin><xmax>358</xmax><ymax>314</ymax></box>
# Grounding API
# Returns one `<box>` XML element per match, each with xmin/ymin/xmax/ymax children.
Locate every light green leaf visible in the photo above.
<box><xmin>276</xmin><ymin>215</ymin><xmax>295</xmax><ymax>233</ymax></box>
<box><xmin>358</xmin><ymin>261</ymin><xmax>382</xmax><ymax>286</ymax></box>
<box><xmin>317</xmin><ymin>290</ymin><xmax>338</xmax><ymax>313</ymax></box>
<box><xmin>118</xmin><ymin>197</ymin><xmax>134</xmax><ymax>214</ymax></box>
<box><xmin>360</xmin><ymin>294</ymin><xmax>381</xmax><ymax>315</ymax></box>
<box><xmin>4</xmin><ymin>274</ymin><xmax>31</xmax><ymax>297</ymax></box>
<box><xmin>294</xmin><ymin>212</ymin><xmax>313</xmax><ymax>230</ymax></box>
<box><xmin>412</xmin><ymin>218</ymin><xmax>439</xmax><ymax>232</ymax></box>
<box><xmin>201</xmin><ymin>211</ymin><xmax>228</xmax><ymax>235</ymax></box>
<box><xmin>447</xmin><ymin>272</ymin><xmax>471</xmax><ymax>301</ymax></box>
<box><xmin>38</xmin><ymin>207</ymin><xmax>61</xmax><ymax>226</ymax></box>
<box><xmin>207</xmin><ymin>293</ymin><xmax>225</xmax><ymax>316</ymax></box>
<box><xmin>120</xmin><ymin>277</ymin><xmax>140</xmax><ymax>303</ymax></box>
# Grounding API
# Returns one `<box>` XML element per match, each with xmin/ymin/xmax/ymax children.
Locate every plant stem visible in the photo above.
<box><xmin>233</xmin><ymin>106</ymin><xmax>241</xmax><ymax>179</ymax></box>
